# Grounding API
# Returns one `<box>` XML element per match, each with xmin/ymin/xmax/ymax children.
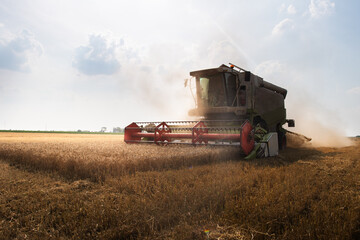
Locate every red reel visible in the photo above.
<box><xmin>154</xmin><ymin>122</ymin><xmax>172</xmax><ymax>145</ymax></box>
<box><xmin>192</xmin><ymin>121</ymin><xmax>208</xmax><ymax>145</ymax></box>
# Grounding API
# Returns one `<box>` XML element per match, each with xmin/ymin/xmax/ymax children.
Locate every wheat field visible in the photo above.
<box><xmin>0</xmin><ymin>132</ymin><xmax>359</xmax><ymax>239</ymax></box>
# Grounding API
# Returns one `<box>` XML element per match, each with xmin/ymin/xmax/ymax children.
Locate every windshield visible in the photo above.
<box><xmin>200</xmin><ymin>77</ymin><xmax>209</xmax><ymax>102</ymax></box>
<box><xmin>198</xmin><ymin>73</ymin><xmax>238</xmax><ymax>107</ymax></box>
<box><xmin>199</xmin><ymin>74</ymin><xmax>226</xmax><ymax>107</ymax></box>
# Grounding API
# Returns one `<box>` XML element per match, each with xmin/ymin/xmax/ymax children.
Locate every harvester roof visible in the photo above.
<box><xmin>190</xmin><ymin>64</ymin><xmax>233</xmax><ymax>77</ymax></box>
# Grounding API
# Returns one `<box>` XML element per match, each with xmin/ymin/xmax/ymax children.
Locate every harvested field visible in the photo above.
<box><xmin>0</xmin><ymin>132</ymin><xmax>359</xmax><ymax>239</ymax></box>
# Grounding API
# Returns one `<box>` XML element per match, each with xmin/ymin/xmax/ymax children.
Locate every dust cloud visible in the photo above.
<box><xmin>286</xmin><ymin>92</ymin><xmax>353</xmax><ymax>148</ymax></box>
<box><xmin>119</xmin><ymin>60</ymin><xmax>195</xmax><ymax>122</ymax></box>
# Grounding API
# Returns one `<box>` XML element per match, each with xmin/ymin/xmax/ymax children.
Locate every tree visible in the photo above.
<box><xmin>100</xmin><ymin>127</ymin><xmax>107</xmax><ymax>132</ymax></box>
<box><xmin>113</xmin><ymin>127</ymin><xmax>123</xmax><ymax>133</ymax></box>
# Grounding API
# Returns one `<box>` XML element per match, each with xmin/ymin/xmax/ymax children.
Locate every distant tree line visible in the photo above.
<box><xmin>76</xmin><ymin>127</ymin><xmax>124</xmax><ymax>133</ymax></box>
<box><xmin>112</xmin><ymin>127</ymin><xmax>123</xmax><ymax>133</ymax></box>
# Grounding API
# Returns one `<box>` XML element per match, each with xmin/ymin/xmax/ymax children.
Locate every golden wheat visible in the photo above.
<box><xmin>0</xmin><ymin>133</ymin><xmax>359</xmax><ymax>239</ymax></box>
<box><xmin>0</xmin><ymin>133</ymin><xmax>239</xmax><ymax>182</ymax></box>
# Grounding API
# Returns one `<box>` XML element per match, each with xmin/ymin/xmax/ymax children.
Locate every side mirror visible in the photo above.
<box><xmin>287</xmin><ymin>119</ymin><xmax>295</xmax><ymax>127</ymax></box>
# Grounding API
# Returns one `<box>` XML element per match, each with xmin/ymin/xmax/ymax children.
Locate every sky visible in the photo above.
<box><xmin>0</xmin><ymin>0</ymin><xmax>359</xmax><ymax>136</ymax></box>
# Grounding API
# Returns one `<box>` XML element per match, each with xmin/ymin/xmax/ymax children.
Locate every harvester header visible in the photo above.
<box><xmin>124</xmin><ymin>120</ymin><xmax>254</xmax><ymax>155</ymax></box>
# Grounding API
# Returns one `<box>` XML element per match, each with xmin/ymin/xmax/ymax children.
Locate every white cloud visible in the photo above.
<box><xmin>204</xmin><ymin>40</ymin><xmax>249</xmax><ymax>68</ymax></box>
<box><xmin>255</xmin><ymin>60</ymin><xmax>285</xmax><ymax>76</ymax></box>
<box><xmin>309</xmin><ymin>0</ymin><xmax>335</xmax><ymax>18</ymax></box>
<box><xmin>254</xmin><ymin>60</ymin><xmax>301</xmax><ymax>87</ymax></box>
<box><xmin>254</xmin><ymin>60</ymin><xmax>290</xmax><ymax>86</ymax></box>
<box><xmin>287</xmin><ymin>5</ymin><xmax>297</xmax><ymax>15</ymax></box>
<box><xmin>347</xmin><ymin>86</ymin><xmax>360</xmax><ymax>95</ymax></box>
<box><xmin>73</xmin><ymin>34</ymin><xmax>121</xmax><ymax>75</ymax></box>
<box><xmin>0</xmin><ymin>29</ymin><xmax>43</xmax><ymax>72</ymax></box>
<box><xmin>279</xmin><ymin>3</ymin><xmax>286</xmax><ymax>13</ymax></box>
<box><xmin>272</xmin><ymin>18</ymin><xmax>294</xmax><ymax>36</ymax></box>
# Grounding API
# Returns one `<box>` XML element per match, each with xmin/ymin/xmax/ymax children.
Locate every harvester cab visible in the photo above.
<box><xmin>124</xmin><ymin>63</ymin><xmax>296</xmax><ymax>158</ymax></box>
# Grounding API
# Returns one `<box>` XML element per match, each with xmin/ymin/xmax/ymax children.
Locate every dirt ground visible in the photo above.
<box><xmin>0</xmin><ymin>133</ymin><xmax>359</xmax><ymax>239</ymax></box>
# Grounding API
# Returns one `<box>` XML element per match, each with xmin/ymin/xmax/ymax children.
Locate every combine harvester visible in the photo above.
<box><xmin>124</xmin><ymin>63</ymin><xmax>300</xmax><ymax>158</ymax></box>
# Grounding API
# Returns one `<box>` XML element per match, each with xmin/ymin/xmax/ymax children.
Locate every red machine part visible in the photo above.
<box><xmin>239</xmin><ymin>121</ymin><xmax>255</xmax><ymax>155</ymax></box>
<box><xmin>124</xmin><ymin>120</ymin><xmax>255</xmax><ymax>155</ymax></box>
<box><xmin>192</xmin><ymin>121</ymin><xmax>208</xmax><ymax>145</ymax></box>
<box><xmin>124</xmin><ymin>122</ymin><xmax>142</xmax><ymax>143</ymax></box>
<box><xmin>154</xmin><ymin>122</ymin><xmax>172</xmax><ymax>145</ymax></box>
